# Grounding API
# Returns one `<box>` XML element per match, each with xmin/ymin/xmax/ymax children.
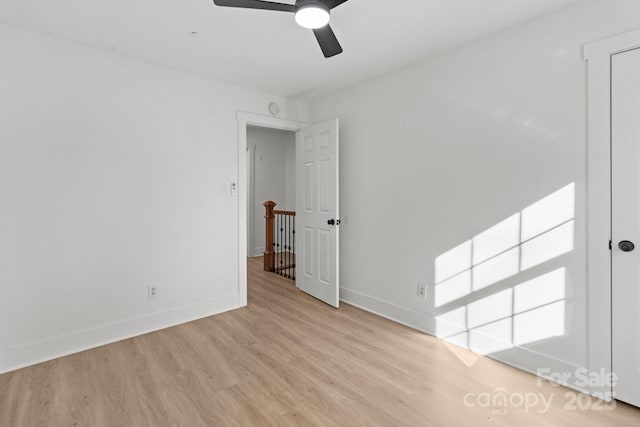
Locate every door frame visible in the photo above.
<box><xmin>237</xmin><ymin>112</ymin><xmax>304</xmax><ymax>306</ymax></box>
<box><xmin>247</xmin><ymin>143</ymin><xmax>256</xmax><ymax>257</ymax></box>
<box><xmin>585</xmin><ymin>28</ymin><xmax>640</xmax><ymax>400</ymax></box>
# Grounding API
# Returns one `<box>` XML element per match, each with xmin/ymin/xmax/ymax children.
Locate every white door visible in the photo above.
<box><xmin>612</xmin><ymin>47</ymin><xmax>640</xmax><ymax>408</ymax></box>
<box><xmin>296</xmin><ymin>119</ymin><xmax>339</xmax><ymax>308</ymax></box>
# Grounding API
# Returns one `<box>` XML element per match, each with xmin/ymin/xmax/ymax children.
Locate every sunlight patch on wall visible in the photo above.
<box><xmin>521</xmin><ymin>184</ymin><xmax>574</xmax><ymax>241</ymax></box>
<box><xmin>473</xmin><ymin>214</ymin><xmax>520</xmax><ymax>265</ymax></box>
<box><xmin>435</xmin><ymin>241</ymin><xmax>472</xmax><ymax>284</ymax></box>
<box><xmin>433</xmin><ymin>183</ymin><xmax>574</xmax><ymax>356</ymax></box>
<box><xmin>521</xmin><ymin>221</ymin><xmax>574</xmax><ymax>270</ymax></box>
<box><xmin>467</xmin><ymin>289</ymin><xmax>512</xmax><ymax>329</ymax></box>
<box><xmin>470</xmin><ymin>318</ymin><xmax>513</xmax><ymax>355</ymax></box>
<box><xmin>434</xmin><ymin>183</ymin><xmax>574</xmax><ymax>308</ymax></box>
<box><xmin>472</xmin><ymin>247</ymin><xmax>520</xmax><ymax>291</ymax></box>
<box><xmin>513</xmin><ymin>268</ymin><xmax>566</xmax><ymax>313</ymax></box>
<box><xmin>435</xmin><ymin>306</ymin><xmax>466</xmax><ymax>338</ymax></box>
<box><xmin>513</xmin><ymin>301</ymin><xmax>565</xmax><ymax>346</ymax></box>
<box><xmin>435</xmin><ymin>268</ymin><xmax>566</xmax><ymax>355</ymax></box>
<box><xmin>434</xmin><ymin>270</ymin><xmax>471</xmax><ymax>307</ymax></box>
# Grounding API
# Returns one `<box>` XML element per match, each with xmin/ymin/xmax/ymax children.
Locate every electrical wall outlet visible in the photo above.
<box><xmin>417</xmin><ymin>282</ymin><xmax>426</xmax><ymax>298</ymax></box>
<box><xmin>148</xmin><ymin>286</ymin><xmax>158</xmax><ymax>300</ymax></box>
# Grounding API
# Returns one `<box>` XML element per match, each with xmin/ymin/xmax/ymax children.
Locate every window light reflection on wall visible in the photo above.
<box><xmin>433</xmin><ymin>183</ymin><xmax>575</xmax><ymax>355</ymax></box>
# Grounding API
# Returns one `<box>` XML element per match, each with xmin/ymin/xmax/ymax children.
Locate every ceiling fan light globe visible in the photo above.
<box><xmin>295</xmin><ymin>5</ymin><xmax>330</xmax><ymax>29</ymax></box>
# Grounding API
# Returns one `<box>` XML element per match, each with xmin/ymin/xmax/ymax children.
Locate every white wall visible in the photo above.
<box><xmin>0</xmin><ymin>23</ymin><xmax>303</xmax><ymax>374</ymax></box>
<box><xmin>305</xmin><ymin>0</ymin><xmax>640</xmax><ymax>393</ymax></box>
<box><xmin>284</xmin><ymin>137</ymin><xmax>296</xmax><ymax>212</ymax></box>
<box><xmin>247</xmin><ymin>126</ymin><xmax>296</xmax><ymax>256</ymax></box>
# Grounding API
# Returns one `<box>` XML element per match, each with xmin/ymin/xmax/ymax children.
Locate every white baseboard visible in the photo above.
<box><xmin>489</xmin><ymin>347</ymin><xmax>589</xmax><ymax>395</ymax></box>
<box><xmin>1</xmin><ymin>293</ymin><xmax>241</xmax><ymax>375</ymax></box>
<box><xmin>340</xmin><ymin>287</ymin><xmax>435</xmax><ymax>333</ymax></box>
<box><xmin>340</xmin><ymin>286</ymin><xmax>592</xmax><ymax>396</ymax></box>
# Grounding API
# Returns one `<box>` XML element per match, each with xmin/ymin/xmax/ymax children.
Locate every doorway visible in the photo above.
<box><xmin>237</xmin><ymin>113</ymin><xmax>340</xmax><ymax>309</ymax></box>
<box><xmin>236</xmin><ymin>113</ymin><xmax>302</xmax><ymax>307</ymax></box>
<box><xmin>246</xmin><ymin>126</ymin><xmax>296</xmax><ymax>259</ymax></box>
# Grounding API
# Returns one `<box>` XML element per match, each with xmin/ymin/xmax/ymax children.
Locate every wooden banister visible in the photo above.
<box><xmin>264</xmin><ymin>201</ymin><xmax>297</xmax><ymax>279</ymax></box>
<box><xmin>263</xmin><ymin>201</ymin><xmax>276</xmax><ymax>272</ymax></box>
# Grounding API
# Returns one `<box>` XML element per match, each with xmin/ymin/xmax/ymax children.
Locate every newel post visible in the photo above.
<box><xmin>263</xmin><ymin>201</ymin><xmax>276</xmax><ymax>272</ymax></box>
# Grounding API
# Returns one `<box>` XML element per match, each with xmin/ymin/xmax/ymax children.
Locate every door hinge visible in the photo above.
<box><xmin>609</xmin><ymin>240</ymin><xmax>612</xmax><ymax>250</ymax></box>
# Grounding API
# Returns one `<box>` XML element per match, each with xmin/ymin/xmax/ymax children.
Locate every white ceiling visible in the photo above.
<box><xmin>0</xmin><ymin>0</ymin><xmax>582</xmax><ymax>97</ymax></box>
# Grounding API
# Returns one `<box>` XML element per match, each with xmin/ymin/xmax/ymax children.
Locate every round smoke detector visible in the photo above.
<box><xmin>268</xmin><ymin>102</ymin><xmax>281</xmax><ymax>116</ymax></box>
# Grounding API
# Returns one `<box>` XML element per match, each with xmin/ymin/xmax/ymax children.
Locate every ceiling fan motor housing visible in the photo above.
<box><xmin>295</xmin><ymin>0</ymin><xmax>330</xmax><ymax>14</ymax></box>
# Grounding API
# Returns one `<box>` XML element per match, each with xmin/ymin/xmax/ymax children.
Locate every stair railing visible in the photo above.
<box><xmin>263</xmin><ymin>201</ymin><xmax>296</xmax><ymax>280</ymax></box>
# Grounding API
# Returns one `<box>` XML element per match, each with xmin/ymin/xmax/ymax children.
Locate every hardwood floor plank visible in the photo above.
<box><xmin>1</xmin><ymin>256</ymin><xmax>640</xmax><ymax>426</ymax></box>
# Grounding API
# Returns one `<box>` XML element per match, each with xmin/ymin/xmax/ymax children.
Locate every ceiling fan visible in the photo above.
<box><xmin>212</xmin><ymin>0</ymin><xmax>349</xmax><ymax>58</ymax></box>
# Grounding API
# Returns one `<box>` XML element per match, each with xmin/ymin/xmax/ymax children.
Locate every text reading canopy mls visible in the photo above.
<box><xmin>211</xmin><ymin>0</ymin><xmax>349</xmax><ymax>58</ymax></box>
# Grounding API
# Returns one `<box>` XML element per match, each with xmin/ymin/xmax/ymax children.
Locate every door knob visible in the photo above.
<box><xmin>327</xmin><ymin>219</ymin><xmax>335</xmax><ymax>226</ymax></box>
<box><xmin>619</xmin><ymin>240</ymin><xmax>635</xmax><ymax>252</ymax></box>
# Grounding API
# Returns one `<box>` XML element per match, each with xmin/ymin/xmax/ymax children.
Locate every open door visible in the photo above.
<box><xmin>296</xmin><ymin>119</ymin><xmax>339</xmax><ymax>308</ymax></box>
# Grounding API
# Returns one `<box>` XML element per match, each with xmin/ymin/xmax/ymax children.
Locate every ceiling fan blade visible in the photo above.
<box><xmin>212</xmin><ymin>0</ymin><xmax>295</xmax><ymax>12</ymax></box>
<box><xmin>313</xmin><ymin>25</ymin><xmax>343</xmax><ymax>58</ymax></box>
<box><xmin>322</xmin><ymin>0</ymin><xmax>349</xmax><ymax>9</ymax></box>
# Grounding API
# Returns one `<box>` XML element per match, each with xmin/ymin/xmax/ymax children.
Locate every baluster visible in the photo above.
<box><xmin>278</xmin><ymin>214</ymin><xmax>281</xmax><ymax>275</ymax></box>
<box><xmin>288</xmin><ymin>215</ymin><xmax>291</xmax><ymax>278</ymax></box>
<box><xmin>289</xmin><ymin>215</ymin><xmax>292</xmax><ymax>278</ymax></box>
<box><xmin>277</xmin><ymin>214</ymin><xmax>281</xmax><ymax>275</ymax></box>
<box><xmin>263</xmin><ymin>201</ymin><xmax>276</xmax><ymax>272</ymax></box>
<box><xmin>264</xmin><ymin>203</ymin><xmax>296</xmax><ymax>281</ymax></box>
<box><xmin>279</xmin><ymin>214</ymin><xmax>283</xmax><ymax>275</ymax></box>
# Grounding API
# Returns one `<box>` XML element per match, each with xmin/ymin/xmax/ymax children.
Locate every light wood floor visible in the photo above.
<box><xmin>2</xmin><ymin>257</ymin><xmax>640</xmax><ymax>426</ymax></box>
